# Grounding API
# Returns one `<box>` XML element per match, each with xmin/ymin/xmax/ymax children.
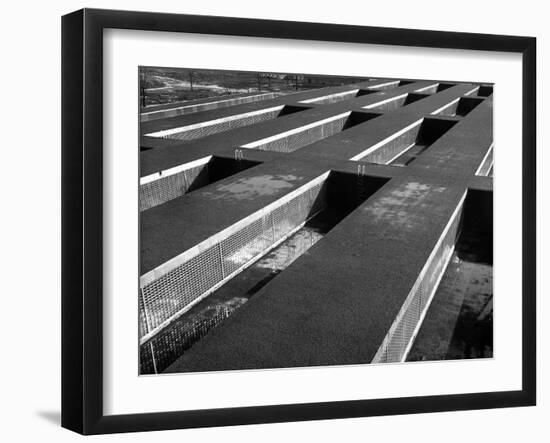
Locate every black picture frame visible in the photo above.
<box><xmin>61</xmin><ymin>8</ymin><xmax>537</xmax><ymax>435</ymax></box>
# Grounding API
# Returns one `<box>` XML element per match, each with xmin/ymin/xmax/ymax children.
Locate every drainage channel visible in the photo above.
<box><xmin>475</xmin><ymin>85</ymin><xmax>493</xmax><ymax>98</ymax></box>
<box><xmin>139</xmin><ymin>172</ymin><xmax>389</xmax><ymax>374</ymax></box>
<box><xmin>140</xmin><ymin>156</ymin><xmax>261</xmax><ymax>211</ymax></box>
<box><xmin>475</xmin><ymin>144</ymin><xmax>494</xmax><ymax>177</ymax></box>
<box><xmin>145</xmin><ymin>104</ymin><xmax>309</xmax><ymax>141</ymax></box>
<box><xmin>371</xmin><ymin>191</ymin><xmax>468</xmax><ymax>364</ymax></box>
<box><xmin>407</xmin><ymin>190</ymin><xmax>493</xmax><ymax>361</ymax></box>
<box><xmin>367</xmin><ymin>80</ymin><xmax>413</xmax><ymax>91</ymax></box>
<box><xmin>387</xmin><ymin>143</ymin><xmax>429</xmax><ymax>166</ymax></box>
<box><xmin>362</xmin><ymin>92</ymin><xmax>429</xmax><ymax>112</ymax></box>
<box><xmin>298</xmin><ymin>88</ymin><xmax>375</xmax><ymax>105</ymax></box>
<box><xmin>413</xmin><ymin>82</ymin><xmax>457</xmax><ymax>95</ymax></box>
<box><xmin>241</xmin><ymin>111</ymin><xmax>380</xmax><ymax>153</ymax></box>
<box><xmin>430</xmin><ymin>96</ymin><xmax>484</xmax><ymax>117</ymax></box>
<box><xmin>387</xmin><ymin>118</ymin><xmax>458</xmax><ymax>166</ymax></box>
<box><xmin>353</xmin><ymin>117</ymin><xmax>458</xmax><ymax>166</ymax></box>
<box><xmin>140</xmin><ymin>92</ymin><xmax>280</xmax><ymax>122</ymax></box>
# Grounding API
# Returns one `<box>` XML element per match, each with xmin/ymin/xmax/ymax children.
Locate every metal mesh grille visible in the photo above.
<box><xmin>221</xmin><ymin>216</ymin><xmax>273</xmax><ymax>276</ymax></box>
<box><xmin>416</xmin><ymin>84</ymin><xmax>438</xmax><ymax>95</ymax></box>
<box><xmin>253</xmin><ymin>117</ymin><xmax>348</xmax><ymax>153</ymax></box>
<box><xmin>368</xmin><ymin>82</ymin><xmax>400</xmax><ymax>91</ymax></box>
<box><xmin>139</xmin><ymin>290</ymin><xmax>149</xmax><ymax>337</ymax></box>
<box><xmin>140</xmin><ymin>305</ymin><xmax>235</xmax><ymax>374</ymax></box>
<box><xmin>309</xmin><ymin>182</ymin><xmax>329</xmax><ymax>215</ymax></box>
<box><xmin>273</xmin><ymin>191</ymin><xmax>307</xmax><ymax>237</ymax></box>
<box><xmin>139</xmin><ymin>341</ymin><xmax>156</xmax><ymax>374</ymax></box>
<box><xmin>141</xmin><ymin>92</ymin><xmax>279</xmax><ymax>122</ymax></box>
<box><xmin>367</xmin><ymin>97</ymin><xmax>407</xmax><ymax>112</ymax></box>
<box><xmin>140</xmin><ymin>176</ymin><xmax>328</xmax><ymax>341</ymax></box>
<box><xmin>140</xmin><ymin>163</ymin><xmax>209</xmax><ymax>211</ymax></box>
<box><xmin>141</xmin><ymin>244</ymin><xmax>223</xmax><ymax>332</ymax></box>
<box><xmin>306</xmin><ymin>91</ymin><xmax>358</xmax><ymax>105</ymax></box>
<box><xmin>374</xmin><ymin>200</ymin><xmax>463</xmax><ymax>363</ymax></box>
<box><xmin>361</xmin><ymin>125</ymin><xmax>421</xmax><ymax>164</ymax></box>
<box><xmin>158</xmin><ymin>109</ymin><xmax>281</xmax><ymax>141</ymax></box>
<box><xmin>433</xmin><ymin>101</ymin><xmax>459</xmax><ymax>117</ymax></box>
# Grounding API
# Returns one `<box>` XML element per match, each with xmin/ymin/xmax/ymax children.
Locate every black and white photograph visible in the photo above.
<box><xmin>138</xmin><ymin>67</ymin><xmax>494</xmax><ymax>375</ymax></box>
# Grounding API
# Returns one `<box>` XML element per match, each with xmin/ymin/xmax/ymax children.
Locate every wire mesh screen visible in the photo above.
<box><xmin>140</xmin><ymin>162</ymin><xmax>209</xmax><ymax>211</ymax></box>
<box><xmin>433</xmin><ymin>101</ymin><xmax>459</xmax><ymax>117</ymax></box>
<box><xmin>140</xmin><ymin>305</ymin><xmax>236</xmax><ymax>374</ymax></box>
<box><xmin>373</xmin><ymin>199</ymin><xmax>463</xmax><ymax>363</ymax></box>
<box><xmin>361</xmin><ymin>124</ymin><xmax>421</xmax><ymax>164</ymax></box>
<box><xmin>139</xmin><ymin>290</ymin><xmax>149</xmax><ymax>337</ymax></box>
<box><xmin>369</xmin><ymin>81</ymin><xmax>401</xmax><ymax>91</ymax></box>
<box><xmin>220</xmin><ymin>215</ymin><xmax>274</xmax><ymax>277</ymax></box>
<box><xmin>252</xmin><ymin>116</ymin><xmax>348</xmax><ymax>153</ymax></box>
<box><xmin>155</xmin><ymin>108</ymin><xmax>282</xmax><ymax>141</ymax></box>
<box><xmin>140</xmin><ymin>92</ymin><xmax>279</xmax><ymax>122</ymax></box>
<box><xmin>416</xmin><ymin>84</ymin><xmax>439</xmax><ymax>95</ymax></box>
<box><xmin>367</xmin><ymin>96</ymin><xmax>407</xmax><ymax>112</ymax></box>
<box><xmin>141</xmin><ymin>244</ymin><xmax>223</xmax><ymax>333</ymax></box>
<box><xmin>139</xmin><ymin>176</ymin><xmax>328</xmax><ymax>342</ymax></box>
<box><xmin>304</xmin><ymin>90</ymin><xmax>359</xmax><ymax>105</ymax></box>
<box><xmin>139</xmin><ymin>341</ymin><xmax>156</xmax><ymax>374</ymax></box>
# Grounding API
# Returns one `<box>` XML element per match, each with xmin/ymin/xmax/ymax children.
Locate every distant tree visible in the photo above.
<box><xmin>189</xmin><ymin>71</ymin><xmax>194</xmax><ymax>91</ymax></box>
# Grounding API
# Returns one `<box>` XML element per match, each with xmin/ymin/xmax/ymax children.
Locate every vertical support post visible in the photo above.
<box><xmin>149</xmin><ymin>341</ymin><xmax>158</xmax><ymax>375</ymax></box>
<box><xmin>140</xmin><ymin>287</ymin><xmax>158</xmax><ymax>374</ymax></box>
<box><xmin>218</xmin><ymin>242</ymin><xmax>226</xmax><ymax>278</ymax></box>
<box><xmin>140</xmin><ymin>287</ymin><xmax>152</xmax><ymax>334</ymax></box>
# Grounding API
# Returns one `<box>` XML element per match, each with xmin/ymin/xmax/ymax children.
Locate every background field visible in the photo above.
<box><xmin>139</xmin><ymin>66</ymin><xmax>370</xmax><ymax>106</ymax></box>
